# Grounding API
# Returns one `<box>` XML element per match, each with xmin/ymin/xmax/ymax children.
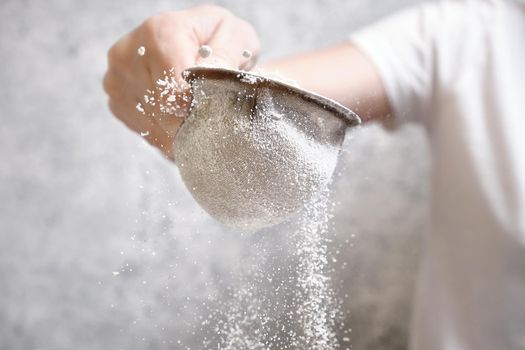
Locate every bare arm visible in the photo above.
<box><xmin>261</xmin><ymin>43</ymin><xmax>390</xmax><ymax>122</ymax></box>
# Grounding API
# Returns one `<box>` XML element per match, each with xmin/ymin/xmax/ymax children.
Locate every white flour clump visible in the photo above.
<box><xmin>198</xmin><ymin>45</ymin><xmax>213</xmax><ymax>58</ymax></box>
<box><xmin>137</xmin><ymin>46</ymin><xmax>146</xmax><ymax>56</ymax></box>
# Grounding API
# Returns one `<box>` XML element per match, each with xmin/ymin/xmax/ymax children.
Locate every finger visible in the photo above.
<box><xmin>141</xmin><ymin>14</ymin><xmax>199</xmax><ymax>84</ymax></box>
<box><xmin>137</xmin><ymin>17</ymin><xmax>196</xmax><ymax>121</ymax></box>
<box><xmin>114</xmin><ymin>56</ymin><xmax>187</xmax><ymax>137</ymax></box>
<box><xmin>194</xmin><ymin>17</ymin><xmax>261</xmax><ymax>70</ymax></box>
<box><xmin>152</xmin><ymin>106</ymin><xmax>185</xmax><ymax>139</ymax></box>
<box><xmin>103</xmin><ymin>68</ymin><xmax>126</xmax><ymax>100</ymax></box>
<box><xmin>107</xmin><ymin>33</ymin><xmax>154</xmax><ymax>101</ymax></box>
<box><xmin>103</xmin><ymin>65</ymin><xmax>153</xmax><ymax>123</ymax></box>
<box><xmin>131</xmin><ymin>57</ymin><xmax>155</xmax><ymax>104</ymax></box>
<box><xmin>106</xmin><ymin>34</ymin><xmax>153</xmax><ymax>120</ymax></box>
<box><xmin>239</xmin><ymin>52</ymin><xmax>258</xmax><ymax>71</ymax></box>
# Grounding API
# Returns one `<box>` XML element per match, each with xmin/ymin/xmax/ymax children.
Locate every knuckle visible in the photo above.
<box><xmin>102</xmin><ymin>73</ymin><xmax>114</xmax><ymax>95</ymax></box>
<box><xmin>107</xmin><ymin>99</ymin><xmax>120</xmax><ymax>118</ymax></box>
<box><xmin>102</xmin><ymin>72</ymin><xmax>120</xmax><ymax>97</ymax></box>
<box><xmin>107</xmin><ymin>99</ymin><xmax>130</xmax><ymax>124</ymax></box>
<box><xmin>107</xmin><ymin>43</ymin><xmax>131</xmax><ymax>75</ymax></box>
<box><xmin>107</xmin><ymin>43</ymin><xmax>121</xmax><ymax>66</ymax></box>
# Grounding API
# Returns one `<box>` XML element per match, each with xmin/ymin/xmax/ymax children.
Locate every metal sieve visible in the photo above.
<box><xmin>173</xmin><ymin>66</ymin><xmax>361</xmax><ymax>231</ymax></box>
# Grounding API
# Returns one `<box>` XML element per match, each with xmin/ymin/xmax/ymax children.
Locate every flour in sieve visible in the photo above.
<box><xmin>173</xmin><ymin>77</ymin><xmax>341</xmax><ymax>231</ymax></box>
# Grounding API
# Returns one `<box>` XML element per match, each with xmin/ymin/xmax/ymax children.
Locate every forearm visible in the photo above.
<box><xmin>259</xmin><ymin>43</ymin><xmax>391</xmax><ymax>122</ymax></box>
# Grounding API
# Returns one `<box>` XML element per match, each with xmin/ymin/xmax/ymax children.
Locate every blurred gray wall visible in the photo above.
<box><xmin>0</xmin><ymin>0</ymin><xmax>429</xmax><ymax>349</ymax></box>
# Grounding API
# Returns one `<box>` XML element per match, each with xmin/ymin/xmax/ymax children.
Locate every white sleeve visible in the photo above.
<box><xmin>349</xmin><ymin>2</ymin><xmax>449</xmax><ymax>124</ymax></box>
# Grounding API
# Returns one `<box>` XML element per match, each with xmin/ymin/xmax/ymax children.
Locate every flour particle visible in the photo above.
<box><xmin>198</xmin><ymin>45</ymin><xmax>213</xmax><ymax>59</ymax></box>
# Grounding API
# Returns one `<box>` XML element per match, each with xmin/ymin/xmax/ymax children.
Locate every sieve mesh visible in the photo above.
<box><xmin>173</xmin><ymin>70</ymin><xmax>350</xmax><ymax>231</ymax></box>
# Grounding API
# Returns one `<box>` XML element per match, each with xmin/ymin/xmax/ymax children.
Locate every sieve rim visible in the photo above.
<box><xmin>182</xmin><ymin>66</ymin><xmax>361</xmax><ymax>127</ymax></box>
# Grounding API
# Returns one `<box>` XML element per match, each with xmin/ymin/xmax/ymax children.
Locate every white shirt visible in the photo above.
<box><xmin>351</xmin><ymin>1</ymin><xmax>525</xmax><ymax>349</ymax></box>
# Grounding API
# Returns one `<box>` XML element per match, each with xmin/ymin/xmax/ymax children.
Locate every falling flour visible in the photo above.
<box><xmin>134</xmin><ymin>64</ymin><xmax>351</xmax><ymax>348</ymax></box>
<box><xmin>293</xmin><ymin>186</ymin><xmax>341</xmax><ymax>349</ymax></box>
<box><xmin>210</xmin><ymin>185</ymin><xmax>343</xmax><ymax>350</ymax></box>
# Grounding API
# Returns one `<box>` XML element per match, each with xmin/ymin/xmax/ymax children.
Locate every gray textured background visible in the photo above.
<box><xmin>0</xmin><ymin>0</ymin><xmax>429</xmax><ymax>349</ymax></box>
